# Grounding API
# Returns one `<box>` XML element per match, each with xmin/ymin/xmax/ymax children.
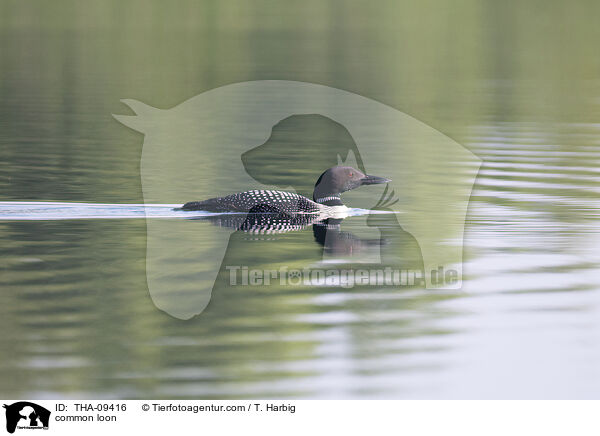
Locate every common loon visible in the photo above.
<box><xmin>180</xmin><ymin>166</ymin><xmax>391</xmax><ymax>214</ymax></box>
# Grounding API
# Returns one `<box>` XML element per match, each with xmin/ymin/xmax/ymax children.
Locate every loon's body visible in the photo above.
<box><xmin>181</xmin><ymin>189</ymin><xmax>324</xmax><ymax>214</ymax></box>
<box><xmin>180</xmin><ymin>166</ymin><xmax>390</xmax><ymax>214</ymax></box>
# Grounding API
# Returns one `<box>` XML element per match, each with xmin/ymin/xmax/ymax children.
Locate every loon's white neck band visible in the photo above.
<box><xmin>315</xmin><ymin>195</ymin><xmax>341</xmax><ymax>204</ymax></box>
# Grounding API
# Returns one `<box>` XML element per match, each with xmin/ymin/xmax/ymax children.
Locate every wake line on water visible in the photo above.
<box><xmin>0</xmin><ymin>201</ymin><xmax>194</xmax><ymax>220</ymax></box>
<box><xmin>0</xmin><ymin>202</ymin><xmax>394</xmax><ymax>221</ymax></box>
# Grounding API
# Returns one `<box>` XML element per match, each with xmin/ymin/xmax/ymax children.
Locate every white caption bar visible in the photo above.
<box><xmin>1</xmin><ymin>400</ymin><xmax>599</xmax><ymax>436</ymax></box>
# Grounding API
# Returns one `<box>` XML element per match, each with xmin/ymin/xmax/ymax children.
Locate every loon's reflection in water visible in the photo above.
<box><xmin>194</xmin><ymin>207</ymin><xmax>324</xmax><ymax>236</ymax></box>
<box><xmin>313</xmin><ymin>218</ymin><xmax>384</xmax><ymax>256</ymax></box>
<box><xmin>191</xmin><ymin>202</ymin><xmax>424</xmax><ymax>275</ymax></box>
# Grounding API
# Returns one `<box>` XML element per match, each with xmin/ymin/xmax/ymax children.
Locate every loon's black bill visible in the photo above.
<box><xmin>361</xmin><ymin>174</ymin><xmax>392</xmax><ymax>185</ymax></box>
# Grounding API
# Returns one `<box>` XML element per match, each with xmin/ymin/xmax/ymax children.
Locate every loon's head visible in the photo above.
<box><xmin>313</xmin><ymin>166</ymin><xmax>391</xmax><ymax>206</ymax></box>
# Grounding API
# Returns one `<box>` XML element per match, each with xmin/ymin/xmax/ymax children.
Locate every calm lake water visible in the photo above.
<box><xmin>1</xmin><ymin>1</ymin><xmax>600</xmax><ymax>399</ymax></box>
